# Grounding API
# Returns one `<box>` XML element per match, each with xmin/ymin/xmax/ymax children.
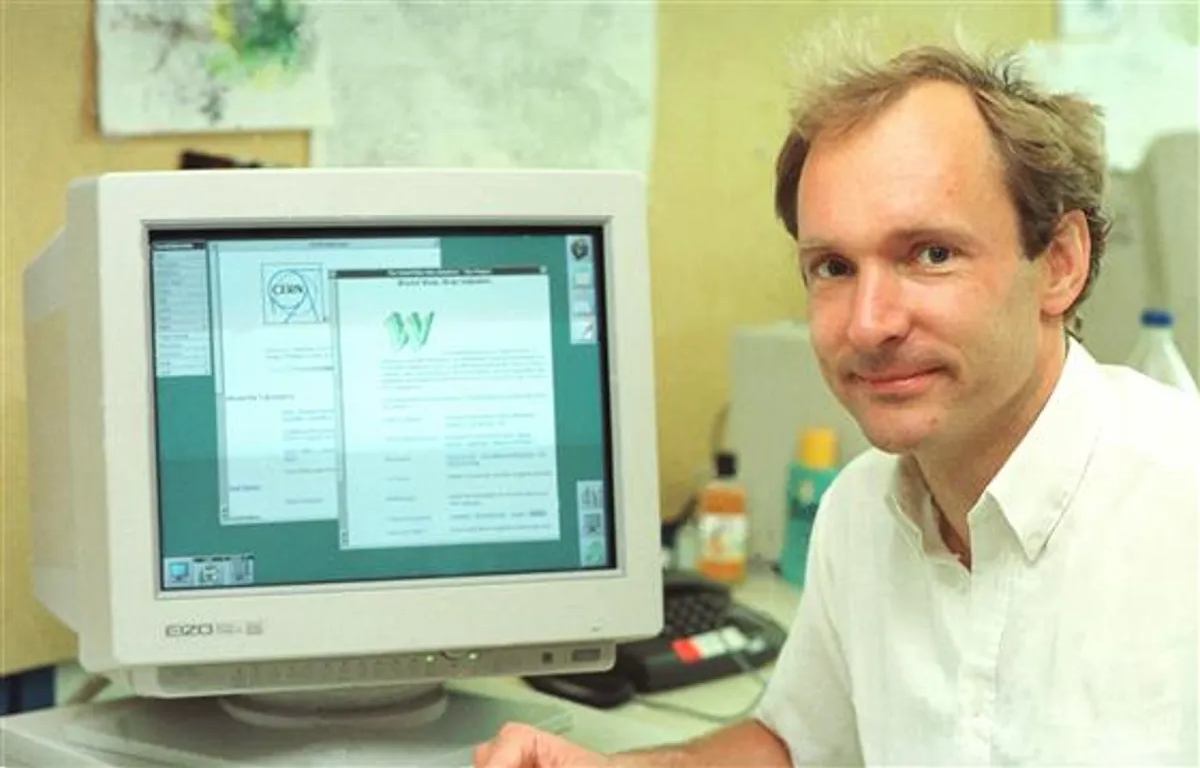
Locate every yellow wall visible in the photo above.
<box><xmin>0</xmin><ymin>0</ymin><xmax>1053</xmax><ymax>675</ymax></box>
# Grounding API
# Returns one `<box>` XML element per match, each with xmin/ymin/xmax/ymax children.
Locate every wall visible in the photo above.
<box><xmin>0</xmin><ymin>0</ymin><xmax>1054</xmax><ymax>675</ymax></box>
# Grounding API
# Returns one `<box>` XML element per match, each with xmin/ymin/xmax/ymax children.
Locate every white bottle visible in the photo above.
<box><xmin>1126</xmin><ymin>308</ymin><xmax>1200</xmax><ymax>396</ymax></box>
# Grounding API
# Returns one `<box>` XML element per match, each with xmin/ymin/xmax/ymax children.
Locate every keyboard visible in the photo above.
<box><xmin>662</xmin><ymin>588</ymin><xmax>730</xmax><ymax>639</ymax></box>
<box><xmin>611</xmin><ymin>572</ymin><xmax>788</xmax><ymax>693</ymax></box>
<box><xmin>523</xmin><ymin>572</ymin><xmax>789</xmax><ymax>707</ymax></box>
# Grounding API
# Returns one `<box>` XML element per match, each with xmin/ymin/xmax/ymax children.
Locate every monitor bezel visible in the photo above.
<box><xmin>87</xmin><ymin>169</ymin><xmax>661</xmax><ymax>669</ymax></box>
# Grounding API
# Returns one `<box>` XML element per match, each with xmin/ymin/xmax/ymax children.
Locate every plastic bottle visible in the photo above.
<box><xmin>1125</xmin><ymin>308</ymin><xmax>1199</xmax><ymax>396</ymax></box>
<box><xmin>780</xmin><ymin>427</ymin><xmax>839</xmax><ymax>587</ymax></box>
<box><xmin>696</xmin><ymin>451</ymin><xmax>749</xmax><ymax>585</ymax></box>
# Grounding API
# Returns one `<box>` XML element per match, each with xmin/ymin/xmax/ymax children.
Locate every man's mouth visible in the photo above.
<box><xmin>851</xmin><ymin>368</ymin><xmax>941</xmax><ymax>396</ymax></box>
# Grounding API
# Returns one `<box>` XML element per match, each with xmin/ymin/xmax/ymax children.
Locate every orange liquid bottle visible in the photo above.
<box><xmin>696</xmin><ymin>452</ymin><xmax>748</xmax><ymax>584</ymax></box>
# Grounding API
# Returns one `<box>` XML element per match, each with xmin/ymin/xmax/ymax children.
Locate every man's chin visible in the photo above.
<box><xmin>854</xmin><ymin>416</ymin><xmax>933</xmax><ymax>455</ymax></box>
<box><xmin>861</xmin><ymin>434</ymin><xmax>925</xmax><ymax>455</ymax></box>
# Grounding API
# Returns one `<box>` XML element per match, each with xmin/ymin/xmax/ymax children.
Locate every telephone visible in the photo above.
<box><xmin>524</xmin><ymin>570</ymin><xmax>788</xmax><ymax>708</ymax></box>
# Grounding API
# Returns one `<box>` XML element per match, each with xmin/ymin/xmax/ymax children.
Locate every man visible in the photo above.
<box><xmin>476</xmin><ymin>40</ymin><xmax>1200</xmax><ymax>767</ymax></box>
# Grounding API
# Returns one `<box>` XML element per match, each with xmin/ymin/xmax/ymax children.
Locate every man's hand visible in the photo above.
<box><xmin>474</xmin><ymin>722</ymin><xmax>609</xmax><ymax>768</ymax></box>
<box><xmin>474</xmin><ymin>718</ymin><xmax>786</xmax><ymax>768</ymax></box>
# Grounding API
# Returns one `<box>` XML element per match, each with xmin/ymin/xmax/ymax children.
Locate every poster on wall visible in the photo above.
<box><xmin>309</xmin><ymin>1</ymin><xmax>657</xmax><ymax>172</ymax></box>
<box><xmin>95</xmin><ymin>0</ymin><xmax>331</xmax><ymax>136</ymax></box>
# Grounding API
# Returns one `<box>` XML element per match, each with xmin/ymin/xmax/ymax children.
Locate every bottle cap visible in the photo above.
<box><xmin>797</xmin><ymin>427</ymin><xmax>838</xmax><ymax>470</ymax></box>
<box><xmin>714</xmin><ymin>451</ymin><xmax>737</xmax><ymax>478</ymax></box>
<box><xmin>1141</xmin><ymin>308</ymin><xmax>1174</xmax><ymax>328</ymax></box>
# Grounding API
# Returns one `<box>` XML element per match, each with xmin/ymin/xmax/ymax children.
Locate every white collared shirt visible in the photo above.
<box><xmin>756</xmin><ymin>342</ymin><xmax>1200</xmax><ymax>766</ymax></box>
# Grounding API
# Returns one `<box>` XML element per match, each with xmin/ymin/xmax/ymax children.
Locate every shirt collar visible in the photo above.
<box><xmin>887</xmin><ymin>338</ymin><xmax>1105</xmax><ymax>562</ymax></box>
<box><xmin>986</xmin><ymin>338</ymin><xmax>1104</xmax><ymax>561</ymax></box>
<box><xmin>887</xmin><ymin>453</ymin><xmax>952</xmax><ymax>559</ymax></box>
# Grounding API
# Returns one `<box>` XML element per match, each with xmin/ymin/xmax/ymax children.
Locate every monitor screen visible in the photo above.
<box><xmin>149</xmin><ymin>225</ymin><xmax>615</xmax><ymax>592</ymax></box>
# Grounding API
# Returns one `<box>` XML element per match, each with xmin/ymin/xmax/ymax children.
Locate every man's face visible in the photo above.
<box><xmin>795</xmin><ymin>81</ymin><xmax>1056</xmax><ymax>455</ymax></box>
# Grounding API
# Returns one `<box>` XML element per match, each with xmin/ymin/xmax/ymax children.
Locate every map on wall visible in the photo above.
<box><xmin>95</xmin><ymin>0</ymin><xmax>331</xmax><ymax>136</ymax></box>
<box><xmin>309</xmin><ymin>2</ymin><xmax>656</xmax><ymax>172</ymax></box>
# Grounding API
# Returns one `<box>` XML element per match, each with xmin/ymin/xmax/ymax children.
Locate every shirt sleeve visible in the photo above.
<box><xmin>753</xmin><ymin>491</ymin><xmax>862</xmax><ymax>767</ymax></box>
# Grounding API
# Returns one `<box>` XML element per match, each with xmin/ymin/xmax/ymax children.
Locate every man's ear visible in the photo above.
<box><xmin>1040</xmin><ymin>209</ymin><xmax>1091</xmax><ymax>319</ymax></box>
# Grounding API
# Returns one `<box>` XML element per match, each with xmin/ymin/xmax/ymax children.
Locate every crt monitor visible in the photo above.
<box><xmin>22</xmin><ymin>169</ymin><xmax>662</xmax><ymax>757</ymax></box>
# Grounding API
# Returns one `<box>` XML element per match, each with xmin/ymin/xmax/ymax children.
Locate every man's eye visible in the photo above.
<box><xmin>916</xmin><ymin>245</ymin><xmax>954</xmax><ymax>266</ymax></box>
<box><xmin>812</xmin><ymin>256</ymin><xmax>853</xmax><ymax>279</ymax></box>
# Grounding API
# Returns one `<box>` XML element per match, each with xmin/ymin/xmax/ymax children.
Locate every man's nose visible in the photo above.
<box><xmin>846</xmin><ymin>266</ymin><xmax>909</xmax><ymax>350</ymax></box>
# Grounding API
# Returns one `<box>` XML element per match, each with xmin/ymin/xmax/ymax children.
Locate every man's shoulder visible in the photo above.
<box><xmin>803</xmin><ymin>446</ymin><xmax>900</xmax><ymax>585</ymax></box>
<box><xmin>818</xmin><ymin>446</ymin><xmax>898</xmax><ymax>519</ymax></box>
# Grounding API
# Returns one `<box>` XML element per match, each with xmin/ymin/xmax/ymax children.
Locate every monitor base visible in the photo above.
<box><xmin>61</xmin><ymin>687</ymin><xmax>571</xmax><ymax>766</ymax></box>
<box><xmin>218</xmin><ymin>682</ymin><xmax>450</xmax><ymax>730</ymax></box>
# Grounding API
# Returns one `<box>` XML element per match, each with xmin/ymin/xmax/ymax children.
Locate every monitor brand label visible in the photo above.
<box><xmin>164</xmin><ymin>620</ymin><xmax>263</xmax><ymax>638</ymax></box>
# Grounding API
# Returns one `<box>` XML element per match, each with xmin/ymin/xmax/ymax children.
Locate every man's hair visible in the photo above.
<box><xmin>774</xmin><ymin>38</ymin><xmax>1112</xmax><ymax>325</ymax></box>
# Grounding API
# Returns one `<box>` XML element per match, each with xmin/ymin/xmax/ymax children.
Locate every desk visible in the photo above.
<box><xmin>0</xmin><ymin>568</ymin><xmax>800</xmax><ymax>765</ymax></box>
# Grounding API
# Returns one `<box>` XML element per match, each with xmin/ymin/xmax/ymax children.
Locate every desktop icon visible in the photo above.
<box><xmin>197</xmin><ymin>561</ymin><xmax>223</xmax><ymax>586</ymax></box>
<box><xmin>572</xmin><ymin>295</ymin><xmax>594</xmax><ymax>317</ymax></box>
<box><xmin>576</xmin><ymin>480</ymin><xmax>605</xmax><ymax>512</ymax></box>
<box><xmin>230</xmin><ymin>555</ymin><xmax>256</xmax><ymax>585</ymax></box>
<box><xmin>582</xmin><ymin>540</ymin><xmax>606</xmax><ymax>567</ymax></box>
<box><xmin>165</xmin><ymin>559</ymin><xmax>192</xmax><ymax>587</ymax></box>
<box><xmin>571</xmin><ymin>318</ymin><xmax>596</xmax><ymax>344</ymax></box>
<box><xmin>569</xmin><ymin>237</ymin><xmax>592</xmax><ymax>260</ymax></box>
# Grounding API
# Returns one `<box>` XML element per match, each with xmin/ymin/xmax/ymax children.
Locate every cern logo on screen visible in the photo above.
<box><xmin>262</xmin><ymin>265</ymin><xmax>325</xmax><ymax>325</ymax></box>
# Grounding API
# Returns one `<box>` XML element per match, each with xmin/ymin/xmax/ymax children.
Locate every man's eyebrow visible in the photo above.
<box><xmin>885</xmin><ymin>225</ymin><xmax>979</xmax><ymax>248</ymax></box>
<box><xmin>796</xmin><ymin>225</ymin><xmax>980</xmax><ymax>258</ymax></box>
<box><xmin>796</xmin><ymin>238</ymin><xmax>838</xmax><ymax>258</ymax></box>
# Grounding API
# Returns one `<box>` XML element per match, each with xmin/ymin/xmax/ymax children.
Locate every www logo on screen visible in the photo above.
<box><xmin>385</xmin><ymin>311</ymin><xmax>435</xmax><ymax>350</ymax></box>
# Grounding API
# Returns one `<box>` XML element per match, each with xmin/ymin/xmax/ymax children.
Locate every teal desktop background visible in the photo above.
<box><xmin>152</xmin><ymin>228</ymin><xmax>613</xmax><ymax>590</ymax></box>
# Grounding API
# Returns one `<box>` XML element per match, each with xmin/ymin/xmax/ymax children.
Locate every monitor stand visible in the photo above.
<box><xmin>219</xmin><ymin>682</ymin><xmax>454</xmax><ymax>730</ymax></box>
<box><xmin>61</xmin><ymin>683</ymin><xmax>572</xmax><ymax>766</ymax></box>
